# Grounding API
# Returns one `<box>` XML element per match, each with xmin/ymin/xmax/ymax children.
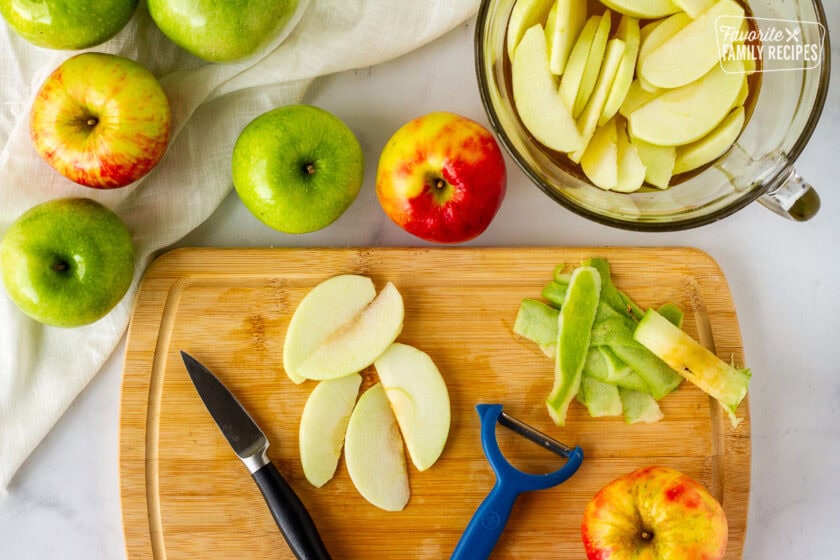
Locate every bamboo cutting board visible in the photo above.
<box><xmin>120</xmin><ymin>247</ymin><xmax>750</xmax><ymax>559</ymax></box>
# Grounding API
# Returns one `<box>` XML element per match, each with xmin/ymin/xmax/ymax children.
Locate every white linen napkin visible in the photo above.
<box><xmin>0</xmin><ymin>0</ymin><xmax>480</xmax><ymax>496</ymax></box>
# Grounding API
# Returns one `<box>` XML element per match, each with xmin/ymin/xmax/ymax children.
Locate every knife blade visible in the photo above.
<box><xmin>180</xmin><ymin>351</ymin><xmax>331</xmax><ymax>560</ymax></box>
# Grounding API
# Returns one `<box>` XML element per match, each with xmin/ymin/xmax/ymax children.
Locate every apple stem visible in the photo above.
<box><xmin>434</xmin><ymin>178</ymin><xmax>447</xmax><ymax>190</ymax></box>
<box><xmin>640</xmin><ymin>531</ymin><xmax>653</xmax><ymax>541</ymax></box>
<box><xmin>303</xmin><ymin>163</ymin><xmax>316</xmax><ymax>175</ymax></box>
<box><xmin>86</xmin><ymin>118</ymin><xmax>98</xmax><ymax>128</ymax></box>
<box><xmin>52</xmin><ymin>262</ymin><xmax>68</xmax><ymax>272</ymax></box>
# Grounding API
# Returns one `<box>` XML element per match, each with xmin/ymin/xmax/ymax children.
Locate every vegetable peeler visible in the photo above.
<box><xmin>451</xmin><ymin>404</ymin><xmax>584</xmax><ymax>560</ymax></box>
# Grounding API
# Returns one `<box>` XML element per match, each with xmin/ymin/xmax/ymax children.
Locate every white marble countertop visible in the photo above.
<box><xmin>2</xmin><ymin>9</ymin><xmax>839</xmax><ymax>559</ymax></box>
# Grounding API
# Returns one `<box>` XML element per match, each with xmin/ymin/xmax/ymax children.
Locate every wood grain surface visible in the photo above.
<box><xmin>120</xmin><ymin>247</ymin><xmax>750</xmax><ymax>559</ymax></box>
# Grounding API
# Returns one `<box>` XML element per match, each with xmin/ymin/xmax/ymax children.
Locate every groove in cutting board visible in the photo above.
<box><xmin>120</xmin><ymin>247</ymin><xmax>750</xmax><ymax>559</ymax></box>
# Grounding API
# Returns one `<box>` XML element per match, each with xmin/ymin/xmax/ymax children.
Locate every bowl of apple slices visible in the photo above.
<box><xmin>475</xmin><ymin>0</ymin><xmax>830</xmax><ymax>230</ymax></box>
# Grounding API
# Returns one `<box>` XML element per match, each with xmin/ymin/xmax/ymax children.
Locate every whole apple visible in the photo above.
<box><xmin>148</xmin><ymin>0</ymin><xmax>299</xmax><ymax>63</ymax></box>
<box><xmin>232</xmin><ymin>104</ymin><xmax>364</xmax><ymax>234</ymax></box>
<box><xmin>30</xmin><ymin>53</ymin><xmax>171</xmax><ymax>189</ymax></box>
<box><xmin>581</xmin><ymin>466</ymin><xmax>728</xmax><ymax>560</ymax></box>
<box><xmin>0</xmin><ymin>0</ymin><xmax>137</xmax><ymax>50</ymax></box>
<box><xmin>0</xmin><ymin>198</ymin><xmax>135</xmax><ymax>328</ymax></box>
<box><xmin>376</xmin><ymin>112</ymin><xmax>506</xmax><ymax>244</ymax></box>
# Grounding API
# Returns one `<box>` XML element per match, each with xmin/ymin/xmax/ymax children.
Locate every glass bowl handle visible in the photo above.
<box><xmin>758</xmin><ymin>167</ymin><xmax>821</xmax><ymax>221</ymax></box>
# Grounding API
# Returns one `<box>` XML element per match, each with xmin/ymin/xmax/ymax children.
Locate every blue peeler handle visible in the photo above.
<box><xmin>450</xmin><ymin>404</ymin><xmax>584</xmax><ymax>560</ymax></box>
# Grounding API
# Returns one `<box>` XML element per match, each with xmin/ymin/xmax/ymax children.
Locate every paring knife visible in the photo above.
<box><xmin>180</xmin><ymin>351</ymin><xmax>331</xmax><ymax>560</ymax></box>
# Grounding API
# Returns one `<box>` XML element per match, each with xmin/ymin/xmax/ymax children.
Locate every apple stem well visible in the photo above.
<box><xmin>303</xmin><ymin>163</ymin><xmax>316</xmax><ymax>175</ymax></box>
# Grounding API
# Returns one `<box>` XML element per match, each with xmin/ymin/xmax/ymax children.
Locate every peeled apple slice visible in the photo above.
<box><xmin>637</xmin><ymin>12</ymin><xmax>691</xmax><ymax>76</ymax></box>
<box><xmin>572</xmin><ymin>11</ymin><xmax>612</xmax><ymax>117</ymax></box>
<box><xmin>344</xmin><ymin>383</ymin><xmax>410</xmax><ymax>511</ymax></box>
<box><xmin>619</xmin><ymin>80</ymin><xmax>661</xmax><ymax>118</ymax></box>
<box><xmin>628</xmin><ymin>59</ymin><xmax>746</xmax><ymax>147</ymax></box>
<box><xmin>512</xmin><ymin>25</ymin><xmax>584</xmax><ymax>153</ymax></box>
<box><xmin>614</xmin><ymin>118</ymin><xmax>646</xmax><ymax>193</ymax></box>
<box><xmin>558</xmin><ymin>16</ymin><xmax>600</xmax><ymax>116</ymax></box>
<box><xmin>600</xmin><ymin>15</ymin><xmax>640</xmax><ymax>126</ymax></box>
<box><xmin>673</xmin><ymin>105</ymin><xmax>746</xmax><ymax>175</ymax></box>
<box><xmin>673</xmin><ymin>0</ymin><xmax>716</xmax><ymax>18</ymax></box>
<box><xmin>549</xmin><ymin>0</ymin><xmax>587</xmax><ymax>75</ymax></box>
<box><xmin>299</xmin><ymin>374</ymin><xmax>362</xmax><ymax>488</ymax></box>
<box><xmin>640</xmin><ymin>0</ymin><xmax>746</xmax><ymax>89</ymax></box>
<box><xmin>506</xmin><ymin>0</ymin><xmax>554</xmax><ymax>59</ymax></box>
<box><xmin>632</xmin><ymin>135</ymin><xmax>676</xmax><ymax>189</ymax></box>
<box><xmin>597</xmin><ymin>0</ymin><xmax>679</xmax><ymax>19</ymax></box>
<box><xmin>581</xmin><ymin>117</ymin><xmax>619</xmax><ymax>190</ymax></box>
<box><xmin>546</xmin><ymin>266</ymin><xmax>602</xmax><ymax>426</ymax></box>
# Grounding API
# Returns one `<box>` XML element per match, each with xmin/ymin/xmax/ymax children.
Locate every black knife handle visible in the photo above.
<box><xmin>252</xmin><ymin>462</ymin><xmax>332</xmax><ymax>560</ymax></box>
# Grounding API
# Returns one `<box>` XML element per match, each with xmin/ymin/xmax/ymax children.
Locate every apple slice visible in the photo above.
<box><xmin>600</xmin><ymin>15</ymin><xmax>641</xmax><ymax>126</ymax></box>
<box><xmin>296</xmin><ymin>282</ymin><xmax>404</xmax><ymax>380</ymax></box>
<box><xmin>545</xmin><ymin>1</ymin><xmax>558</xmax><ymax>52</ymax></box>
<box><xmin>631</xmin><ymin>135</ymin><xmax>676</xmax><ymax>189</ymax></box>
<box><xmin>506</xmin><ymin>0</ymin><xmax>554</xmax><ymax>60</ymax></box>
<box><xmin>597</xmin><ymin>0</ymin><xmax>679</xmax><ymax>19</ymax></box>
<box><xmin>673</xmin><ymin>0</ymin><xmax>716</xmax><ymax>18</ymax></box>
<box><xmin>512</xmin><ymin>25</ymin><xmax>584</xmax><ymax>153</ymax></box>
<box><xmin>640</xmin><ymin>0</ymin><xmax>746</xmax><ymax>89</ymax></box>
<box><xmin>735</xmin><ymin>76</ymin><xmax>749</xmax><ymax>108</ymax></box>
<box><xmin>619</xmin><ymin>80</ymin><xmax>661</xmax><ymax>118</ymax></box>
<box><xmin>581</xmin><ymin>117</ymin><xmax>619</xmax><ymax>191</ymax></box>
<box><xmin>299</xmin><ymin>373</ymin><xmax>362</xmax><ymax>488</ymax></box>
<box><xmin>558</xmin><ymin>16</ymin><xmax>599</xmax><ymax>116</ymax></box>
<box><xmin>283</xmin><ymin>274</ymin><xmax>376</xmax><ymax>384</ymax></box>
<box><xmin>673</xmin><ymin>106</ymin><xmax>745</xmax><ymax>175</ymax></box>
<box><xmin>344</xmin><ymin>383</ymin><xmax>410</xmax><ymax>511</ymax></box>
<box><xmin>375</xmin><ymin>343</ymin><xmax>451</xmax><ymax>472</ymax></box>
<box><xmin>570</xmin><ymin>38</ymin><xmax>626</xmax><ymax>163</ymax></box>
<box><xmin>628</xmin><ymin>59</ymin><xmax>746</xmax><ymax>146</ymax></box>
<box><xmin>549</xmin><ymin>0</ymin><xmax>587</xmax><ymax>75</ymax></box>
<box><xmin>571</xmin><ymin>11</ymin><xmax>612</xmax><ymax>117</ymax></box>
<box><xmin>614</xmin><ymin>118</ymin><xmax>646</xmax><ymax>193</ymax></box>
<box><xmin>636</xmin><ymin>12</ymin><xmax>691</xmax><ymax>76</ymax></box>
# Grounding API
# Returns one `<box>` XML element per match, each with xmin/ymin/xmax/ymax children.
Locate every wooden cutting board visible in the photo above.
<box><xmin>120</xmin><ymin>247</ymin><xmax>750</xmax><ymax>559</ymax></box>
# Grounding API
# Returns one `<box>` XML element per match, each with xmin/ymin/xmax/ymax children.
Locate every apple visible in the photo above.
<box><xmin>374</xmin><ymin>343</ymin><xmax>450</xmax><ymax>472</ymax></box>
<box><xmin>597</xmin><ymin>0</ymin><xmax>679</xmax><ymax>19</ymax></box>
<box><xmin>581</xmin><ymin>117</ymin><xmax>619</xmax><ymax>190</ymax></box>
<box><xmin>147</xmin><ymin>0</ymin><xmax>299</xmax><ymax>63</ymax></box>
<box><xmin>673</xmin><ymin>0</ymin><xmax>716</xmax><ymax>18</ymax></box>
<box><xmin>513</xmin><ymin>25</ymin><xmax>584</xmax><ymax>154</ymax></box>
<box><xmin>628</xmin><ymin>59</ymin><xmax>746</xmax><ymax>146</ymax></box>
<box><xmin>618</xmin><ymin>80</ymin><xmax>661</xmax><ymax>118</ymax></box>
<box><xmin>636</xmin><ymin>12</ymin><xmax>691</xmax><ymax>77</ymax></box>
<box><xmin>571</xmin><ymin>12</ymin><xmax>611</xmax><ymax>118</ymax></box>
<box><xmin>639</xmin><ymin>0</ymin><xmax>745</xmax><ymax>89</ymax></box>
<box><xmin>375</xmin><ymin>111</ymin><xmax>506</xmax><ymax>244</ymax></box>
<box><xmin>558</xmin><ymin>16</ymin><xmax>599</xmax><ymax>115</ymax></box>
<box><xmin>232</xmin><ymin>104</ymin><xmax>364</xmax><ymax>234</ymax></box>
<box><xmin>548</xmin><ymin>0</ymin><xmax>587</xmax><ymax>75</ymax></box>
<box><xmin>299</xmin><ymin>374</ymin><xmax>362</xmax><ymax>488</ymax></box>
<box><xmin>296</xmin><ymin>282</ymin><xmax>404</xmax><ymax>380</ymax></box>
<box><xmin>674</xmin><ymin>106</ymin><xmax>746</xmax><ymax>176</ymax></box>
<box><xmin>614</xmin><ymin>118</ymin><xmax>646</xmax><ymax>193</ymax></box>
<box><xmin>631</xmin><ymin>136</ymin><xmax>676</xmax><ymax>189</ymax></box>
<box><xmin>600</xmin><ymin>16</ymin><xmax>640</xmax><ymax>127</ymax></box>
<box><xmin>30</xmin><ymin>53</ymin><xmax>171</xmax><ymax>189</ymax></box>
<box><xmin>506</xmin><ymin>0</ymin><xmax>554</xmax><ymax>60</ymax></box>
<box><xmin>283</xmin><ymin>274</ymin><xmax>376</xmax><ymax>384</ymax></box>
<box><xmin>344</xmin><ymin>383</ymin><xmax>410</xmax><ymax>511</ymax></box>
<box><xmin>0</xmin><ymin>0</ymin><xmax>137</xmax><ymax>50</ymax></box>
<box><xmin>581</xmin><ymin>466</ymin><xmax>728</xmax><ymax>559</ymax></box>
<box><xmin>0</xmin><ymin>198</ymin><xmax>134</xmax><ymax>327</ymax></box>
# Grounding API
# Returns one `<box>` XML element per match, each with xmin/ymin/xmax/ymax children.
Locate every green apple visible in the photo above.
<box><xmin>0</xmin><ymin>198</ymin><xmax>134</xmax><ymax>327</ymax></box>
<box><xmin>614</xmin><ymin>118</ymin><xmax>646</xmax><ymax>193</ymax></box>
<box><xmin>375</xmin><ymin>343</ymin><xmax>450</xmax><ymax>472</ymax></box>
<box><xmin>640</xmin><ymin>0</ymin><xmax>745</xmax><ymax>89</ymax></box>
<box><xmin>597</xmin><ymin>0</ymin><xmax>679</xmax><ymax>19</ymax></box>
<box><xmin>147</xmin><ymin>0</ymin><xmax>298</xmax><ymax>62</ymax></box>
<box><xmin>600</xmin><ymin>16</ymin><xmax>640</xmax><ymax>126</ymax></box>
<box><xmin>548</xmin><ymin>0</ymin><xmax>587</xmax><ymax>75</ymax></box>
<box><xmin>512</xmin><ymin>25</ymin><xmax>584</xmax><ymax>153</ymax></box>
<box><xmin>570</xmin><ymin>38</ymin><xmax>626</xmax><ymax>163</ymax></box>
<box><xmin>628</xmin><ymin>59</ymin><xmax>745</xmax><ymax>146</ymax></box>
<box><xmin>631</xmin><ymin>136</ymin><xmax>676</xmax><ymax>189</ymax></box>
<box><xmin>296</xmin><ymin>282</ymin><xmax>404</xmax><ymax>381</ymax></box>
<box><xmin>299</xmin><ymin>374</ymin><xmax>362</xmax><ymax>488</ymax></box>
<box><xmin>283</xmin><ymin>274</ymin><xmax>376</xmax><ymax>384</ymax></box>
<box><xmin>506</xmin><ymin>0</ymin><xmax>554</xmax><ymax>60</ymax></box>
<box><xmin>674</xmin><ymin>106</ymin><xmax>746</xmax><ymax>175</ymax></box>
<box><xmin>0</xmin><ymin>0</ymin><xmax>137</xmax><ymax>50</ymax></box>
<box><xmin>581</xmin><ymin>117</ymin><xmax>619</xmax><ymax>190</ymax></box>
<box><xmin>344</xmin><ymin>383</ymin><xmax>410</xmax><ymax>511</ymax></box>
<box><xmin>232</xmin><ymin>104</ymin><xmax>364</xmax><ymax>234</ymax></box>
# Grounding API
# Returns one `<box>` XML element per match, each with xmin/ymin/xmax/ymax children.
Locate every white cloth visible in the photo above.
<box><xmin>0</xmin><ymin>0</ymin><xmax>479</xmax><ymax>496</ymax></box>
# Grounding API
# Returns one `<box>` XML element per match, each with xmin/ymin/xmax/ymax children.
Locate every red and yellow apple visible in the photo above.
<box><xmin>581</xmin><ymin>466</ymin><xmax>727</xmax><ymax>559</ymax></box>
<box><xmin>375</xmin><ymin>112</ymin><xmax>506</xmax><ymax>244</ymax></box>
<box><xmin>30</xmin><ymin>52</ymin><xmax>171</xmax><ymax>189</ymax></box>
